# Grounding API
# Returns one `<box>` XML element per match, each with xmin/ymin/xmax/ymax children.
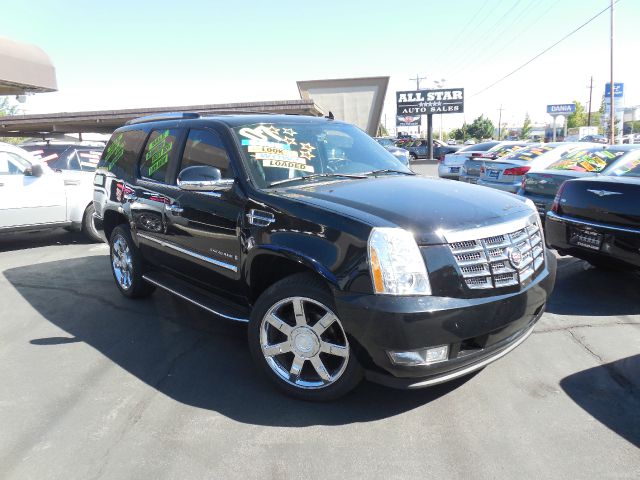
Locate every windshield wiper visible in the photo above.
<box><xmin>269</xmin><ymin>172</ymin><xmax>367</xmax><ymax>187</ymax></box>
<box><xmin>364</xmin><ymin>169</ymin><xmax>416</xmax><ymax>176</ymax></box>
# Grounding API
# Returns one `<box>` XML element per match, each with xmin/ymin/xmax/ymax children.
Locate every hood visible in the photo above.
<box><xmin>385</xmin><ymin>146</ymin><xmax>407</xmax><ymax>154</ymax></box>
<box><xmin>273</xmin><ymin>176</ymin><xmax>533</xmax><ymax>245</ymax></box>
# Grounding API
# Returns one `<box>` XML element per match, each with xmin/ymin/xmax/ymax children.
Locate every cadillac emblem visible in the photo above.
<box><xmin>508</xmin><ymin>247</ymin><xmax>523</xmax><ymax>268</ymax></box>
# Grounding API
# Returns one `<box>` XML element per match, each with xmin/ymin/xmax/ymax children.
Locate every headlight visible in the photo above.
<box><xmin>368</xmin><ymin>227</ymin><xmax>431</xmax><ymax>295</ymax></box>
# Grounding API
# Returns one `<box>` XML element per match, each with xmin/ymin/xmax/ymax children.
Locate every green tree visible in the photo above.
<box><xmin>377</xmin><ymin>123</ymin><xmax>389</xmax><ymax>137</ymax></box>
<box><xmin>521</xmin><ymin>113</ymin><xmax>532</xmax><ymax>140</ymax></box>
<box><xmin>467</xmin><ymin>115</ymin><xmax>494</xmax><ymax>140</ymax></box>
<box><xmin>0</xmin><ymin>97</ymin><xmax>20</xmax><ymax>116</ymax></box>
<box><xmin>566</xmin><ymin>101</ymin><xmax>587</xmax><ymax>128</ymax></box>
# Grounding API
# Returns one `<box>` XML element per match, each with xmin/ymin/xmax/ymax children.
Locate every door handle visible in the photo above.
<box><xmin>166</xmin><ymin>204</ymin><xmax>184</xmax><ymax>215</ymax></box>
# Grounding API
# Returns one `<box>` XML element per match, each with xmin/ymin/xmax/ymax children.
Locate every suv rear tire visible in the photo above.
<box><xmin>248</xmin><ymin>273</ymin><xmax>363</xmax><ymax>401</ymax></box>
<box><xmin>109</xmin><ymin>225</ymin><xmax>155</xmax><ymax>298</ymax></box>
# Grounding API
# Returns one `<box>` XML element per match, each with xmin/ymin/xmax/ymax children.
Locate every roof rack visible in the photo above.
<box><xmin>126</xmin><ymin>112</ymin><xmax>200</xmax><ymax>125</ymax></box>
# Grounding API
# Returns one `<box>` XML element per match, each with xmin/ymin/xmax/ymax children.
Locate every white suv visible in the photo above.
<box><xmin>0</xmin><ymin>142</ymin><xmax>101</xmax><ymax>241</ymax></box>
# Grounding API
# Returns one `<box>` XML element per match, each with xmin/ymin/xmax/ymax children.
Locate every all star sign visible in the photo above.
<box><xmin>396</xmin><ymin>88</ymin><xmax>464</xmax><ymax>115</ymax></box>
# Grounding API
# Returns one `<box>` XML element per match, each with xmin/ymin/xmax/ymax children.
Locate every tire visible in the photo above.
<box><xmin>109</xmin><ymin>225</ymin><xmax>155</xmax><ymax>298</ymax></box>
<box><xmin>409</xmin><ymin>152</ymin><xmax>418</xmax><ymax>162</ymax></box>
<box><xmin>82</xmin><ymin>204</ymin><xmax>103</xmax><ymax>243</ymax></box>
<box><xmin>248</xmin><ymin>273</ymin><xmax>363</xmax><ymax>401</ymax></box>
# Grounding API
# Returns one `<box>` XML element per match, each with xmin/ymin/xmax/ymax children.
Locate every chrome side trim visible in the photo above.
<box><xmin>405</xmin><ymin>323</ymin><xmax>536</xmax><ymax>389</ymax></box>
<box><xmin>546</xmin><ymin>211</ymin><xmax>640</xmax><ymax>235</ymax></box>
<box><xmin>142</xmin><ymin>274</ymin><xmax>248</xmax><ymax>323</ymax></box>
<box><xmin>137</xmin><ymin>232</ymin><xmax>238</xmax><ymax>272</ymax></box>
<box><xmin>440</xmin><ymin>212</ymin><xmax>537</xmax><ymax>243</ymax></box>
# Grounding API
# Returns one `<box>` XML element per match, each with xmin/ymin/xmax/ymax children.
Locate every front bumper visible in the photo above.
<box><xmin>477</xmin><ymin>178</ymin><xmax>519</xmax><ymax>193</ymax></box>
<box><xmin>333</xmin><ymin>251</ymin><xmax>556</xmax><ymax>388</ymax></box>
<box><xmin>546</xmin><ymin>211</ymin><xmax>640</xmax><ymax>269</ymax></box>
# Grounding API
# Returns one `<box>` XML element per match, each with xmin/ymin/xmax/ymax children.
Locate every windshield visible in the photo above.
<box><xmin>22</xmin><ymin>145</ymin><xmax>103</xmax><ymax>171</ymax></box>
<box><xmin>500</xmin><ymin>144</ymin><xmax>554</xmax><ymax>162</ymax></box>
<box><xmin>233</xmin><ymin>122</ymin><xmax>411</xmax><ymax>188</ymax></box>
<box><xmin>606</xmin><ymin>151</ymin><xmax>640</xmax><ymax>177</ymax></box>
<box><xmin>547</xmin><ymin>148</ymin><xmax>624</xmax><ymax>173</ymax></box>
<box><xmin>459</xmin><ymin>142</ymin><xmax>498</xmax><ymax>152</ymax></box>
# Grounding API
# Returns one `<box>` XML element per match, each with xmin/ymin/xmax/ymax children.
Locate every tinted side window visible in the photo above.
<box><xmin>0</xmin><ymin>152</ymin><xmax>32</xmax><ymax>175</ymax></box>
<box><xmin>99</xmin><ymin>129</ymin><xmax>147</xmax><ymax>180</ymax></box>
<box><xmin>139</xmin><ymin>129</ymin><xmax>180</xmax><ymax>182</ymax></box>
<box><xmin>179</xmin><ymin>129</ymin><xmax>231</xmax><ymax>179</ymax></box>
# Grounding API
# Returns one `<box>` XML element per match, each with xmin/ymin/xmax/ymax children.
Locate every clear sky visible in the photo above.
<box><xmin>2</xmin><ymin>0</ymin><xmax>638</xmax><ymax>132</ymax></box>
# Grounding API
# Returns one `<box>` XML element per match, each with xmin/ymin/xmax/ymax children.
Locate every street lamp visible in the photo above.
<box><xmin>433</xmin><ymin>79</ymin><xmax>446</xmax><ymax>141</ymax></box>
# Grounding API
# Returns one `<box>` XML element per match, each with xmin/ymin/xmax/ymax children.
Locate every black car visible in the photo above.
<box><xmin>93</xmin><ymin>113</ymin><xmax>556</xmax><ymax>401</ymax></box>
<box><xmin>21</xmin><ymin>141</ymin><xmax>104</xmax><ymax>172</ymax></box>
<box><xmin>546</xmin><ymin>153</ymin><xmax>640</xmax><ymax>270</ymax></box>
<box><xmin>519</xmin><ymin>145</ymin><xmax>640</xmax><ymax>219</ymax></box>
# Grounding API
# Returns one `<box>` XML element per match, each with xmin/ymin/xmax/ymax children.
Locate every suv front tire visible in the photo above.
<box><xmin>248</xmin><ymin>273</ymin><xmax>363</xmax><ymax>401</ymax></box>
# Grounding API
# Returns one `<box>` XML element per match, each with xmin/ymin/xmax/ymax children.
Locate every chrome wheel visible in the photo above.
<box><xmin>260</xmin><ymin>296</ymin><xmax>349</xmax><ymax>389</ymax></box>
<box><xmin>111</xmin><ymin>235</ymin><xmax>133</xmax><ymax>290</ymax></box>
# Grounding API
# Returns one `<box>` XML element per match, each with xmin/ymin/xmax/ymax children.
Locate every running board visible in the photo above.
<box><xmin>142</xmin><ymin>271</ymin><xmax>250</xmax><ymax>323</ymax></box>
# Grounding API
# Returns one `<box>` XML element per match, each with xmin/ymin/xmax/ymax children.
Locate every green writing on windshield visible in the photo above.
<box><xmin>104</xmin><ymin>133</ymin><xmax>125</xmax><ymax>170</ymax></box>
<box><xmin>146</xmin><ymin>130</ymin><xmax>173</xmax><ymax>176</ymax></box>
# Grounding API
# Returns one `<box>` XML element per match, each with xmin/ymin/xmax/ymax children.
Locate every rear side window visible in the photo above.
<box><xmin>547</xmin><ymin>148</ymin><xmax>624</xmax><ymax>173</ymax></box>
<box><xmin>179</xmin><ymin>129</ymin><xmax>231</xmax><ymax>179</ymax></box>
<box><xmin>139</xmin><ymin>129</ymin><xmax>180</xmax><ymax>182</ymax></box>
<box><xmin>502</xmin><ymin>145</ymin><xmax>553</xmax><ymax>162</ymax></box>
<box><xmin>100</xmin><ymin>129</ymin><xmax>147</xmax><ymax>180</ymax></box>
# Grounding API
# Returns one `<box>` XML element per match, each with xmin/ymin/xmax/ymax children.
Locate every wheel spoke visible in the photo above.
<box><xmin>266</xmin><ymin>313</ymin><xmax>292</xmax><ymax>336</ymax></box>
<box><xmin>321</xmin><ymin>342</ymin><xmax>349</xmax><ymax>358</ymax></box>
<box><xmin>262</xmin><ymin>342</ymin><xmax>291</xmax><ymax>357</ymax></box>
<box><xmin>312</xmin><ymin>312</ymin><xmax>336</xmax><ymax>335</ymax></box>
<box><xmin>289</xmin><ymin>355</ymin><xmax>305</xmax><ymax>382</ymax></box>
<box><xmin>292</xmin><ymin>298</ymin><xmax>307</xmax><ymax>326</ymax></box>
<box><xmin>310</xmin><ymin>356</ymin><xmax>332</xmax><ymax>382</ymax></box>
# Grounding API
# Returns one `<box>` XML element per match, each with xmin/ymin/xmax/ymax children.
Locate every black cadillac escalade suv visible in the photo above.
<box><xmin>93</xmin><ymin>112</ymin><xmax>556</xmax><ymax>401</ymax></box>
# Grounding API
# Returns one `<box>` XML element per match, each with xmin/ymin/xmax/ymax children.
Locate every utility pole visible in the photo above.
<box><xmin>609</xmin><ymin>0</ymin><xmax>615</xmax><ymax>144</ymax></box>
<box><xmin>587</xmin><ymin>76</ymin><xmax>593</xmax><ymax>127</ymax></box>
<box><xmin>409</xmin><ymin>74</ymin><xmax>427</xmax><ymax>91</ymax></box>
<box><xmin>497</xmin><ymin>105</ymin><xmax>504</xmax><ymax>139</ymax></box>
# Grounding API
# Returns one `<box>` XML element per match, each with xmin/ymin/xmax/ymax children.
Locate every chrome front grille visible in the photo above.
<box><xmin>448</xmin><ymin>218</ymin><xmax>545</xmax><ymax>290</ymax></box>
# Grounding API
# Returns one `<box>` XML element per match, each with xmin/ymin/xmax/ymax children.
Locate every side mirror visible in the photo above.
<box><xmin>24</xmin><ymin>164</ymin><xmax>44</xmax><ymax>177</ymax></box>
<box><xmin>177</xmin><ymin>166</ymin><xmax>234</xmax><ymax>192</ymax></box>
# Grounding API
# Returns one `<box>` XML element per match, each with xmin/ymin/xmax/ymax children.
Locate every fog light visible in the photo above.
<box><xmin>387</xmin><ymin>345</ymin><xmax>449</xmax><ymax>366</ymax></box>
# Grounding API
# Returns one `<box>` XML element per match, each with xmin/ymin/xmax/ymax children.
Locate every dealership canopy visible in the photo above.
<box><xmin>0</xmin><ymin>37</ymin><xmax>57</xmax><ymax>94</ymax></box>
<box><xmin>297</xmin><ymin>77</ymin><xmax>389</xmax><ymax>136</ymax></box>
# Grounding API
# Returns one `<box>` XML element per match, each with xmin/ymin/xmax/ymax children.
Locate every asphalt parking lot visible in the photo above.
<box><xmin>1</xmin><ymin>164</ymin><xmax>638</xmax><ymax>479</ymax></box>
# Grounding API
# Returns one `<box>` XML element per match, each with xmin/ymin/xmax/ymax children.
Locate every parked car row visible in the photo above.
<box><xmin>439</xmin><ymin>140</ymin><xmax>640</xmax><ymax>273</ymax></box>
<box><xmin>545</xmin><ymin>154</ymin><xmax>640</xmax><ymax>271</ymax></box>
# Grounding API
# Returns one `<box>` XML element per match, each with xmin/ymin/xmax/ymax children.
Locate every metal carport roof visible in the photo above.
<box><xmin>0</xmin><ymin>100</ymin><xmax>324</xmax><ymax>137</ymax></box>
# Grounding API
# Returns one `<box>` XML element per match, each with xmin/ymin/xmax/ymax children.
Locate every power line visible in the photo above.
<box><xmin>449</xmin><ymin>0</ymin><xmax>547</xmax><ymax>79</ymax></box>
<box><xmin>445</xmin><ymin>0</ymin><xmax>525</xmax><ymax>78</ymax></box>
<box><xmin>472</xmin><ymin>1</ymin><xmax>621</xmax><ymax>97</ymax></box>
<box><xmin>433</xmin><ymin>0</ymin><xmax>493</xmax><ymax>66</ymax></box>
